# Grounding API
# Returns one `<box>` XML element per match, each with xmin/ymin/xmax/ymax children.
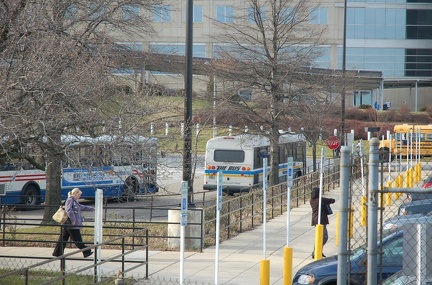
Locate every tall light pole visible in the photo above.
<box><xmin>341</xmin><ymin>0</ymin><xmax>347</xmax><ymax>146</ymax></box>
<box><xmin>183</xmin><ymin>0</ymin><xmax>194</xmax><ymax>206</ymax></box>
<box><xmin>213</xmin><ymin>74</ymin><xmax>217</xmax><ymax>137</ymax></box>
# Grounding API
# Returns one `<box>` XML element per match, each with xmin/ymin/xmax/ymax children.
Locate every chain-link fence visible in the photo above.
<box><xmin>342</xmin><ymin>138</ymin><xmax>432</xmax><ymax>284</ymax></box>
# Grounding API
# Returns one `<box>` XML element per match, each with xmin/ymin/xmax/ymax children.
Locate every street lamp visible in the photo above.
<box><xmin>341</xmin><ymin>0</ymin><xmax>347</xmax><ymax>146</ymax></box>
<box><xmin>183</xmin><ymin>0</ymin><xmax>194</xmax><ymax>207</ymax></box>
<box><xmin>205</xmin><ymin>61</ymin><xmax>218</xmax><ymax>138</ymax></box>
<box><xmin>212</xmin><ymin>74</ymin><xmax>217</xmax><ymax>137</ymax></box>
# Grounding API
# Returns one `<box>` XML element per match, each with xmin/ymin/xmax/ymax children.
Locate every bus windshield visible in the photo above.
<box><xmin>214</xmin><ymin>150</ymin><xmax>245</xmax><ymax>162</ymax></box>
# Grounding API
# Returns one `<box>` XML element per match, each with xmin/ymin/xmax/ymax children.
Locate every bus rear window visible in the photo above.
<box><xmin>214</xmin><ymin>150</ymin><xmax>245</xmax><ymax>162</ymax></box>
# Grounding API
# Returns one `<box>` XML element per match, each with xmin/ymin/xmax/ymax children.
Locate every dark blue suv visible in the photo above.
<box><xmin>292</xmin><ymin>230</ymin><xmax>403</xmax><ymax>285</ymax></box>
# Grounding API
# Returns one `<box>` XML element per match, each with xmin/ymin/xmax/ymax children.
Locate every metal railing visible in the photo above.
<box><xmin>0</xmin><ymin>228</ymin><xmax>149</xmax><ymax>284</ymax></box>
<box><xmin>201</xmin><ymin>161</ymin><xmax>341</xmax><ymax>248</ymax></box>
<box><xmin>0</xmin><ymin>162</ymin><xmax>340</xmax><ymax>253</ymax></box>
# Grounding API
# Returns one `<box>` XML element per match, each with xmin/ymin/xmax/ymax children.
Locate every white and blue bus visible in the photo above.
<box><xmin>0</xmin><ymin>135</ymin><xmax>158</xmax><ymax>205</ymax></box>
<box><xmin>203</xmin><ymin>134</ymin><xmax>306</xmax><ymax>194</ymax></box>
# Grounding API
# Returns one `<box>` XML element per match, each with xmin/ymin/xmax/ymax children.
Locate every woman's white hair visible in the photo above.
<box><xmin>68</xmin><ymin>188</ymin><xmax>82</xmax><ymax>197</ymax></box>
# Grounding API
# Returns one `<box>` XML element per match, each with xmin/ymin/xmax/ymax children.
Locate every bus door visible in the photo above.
<box><xmin>253</xmin><ymin>147</ymin><xmax>268</xmax><ymax>184</ymax></box>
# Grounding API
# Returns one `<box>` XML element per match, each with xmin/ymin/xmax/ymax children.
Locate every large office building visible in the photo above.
<box><xmin>118</xmin><ymin>0</ymin><xmax>432</xmax><ymax>110</ymax></box>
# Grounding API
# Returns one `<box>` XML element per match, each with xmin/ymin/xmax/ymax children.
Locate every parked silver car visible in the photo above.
<box><xmin>383</xmin><ymin>211</ymin><xmax>432</xmax><ymax>231</ymax></box>
<box><xmin>382</xmin><ymin>270</ymin><xmax>432</xmax><ymax>285</ymax></box>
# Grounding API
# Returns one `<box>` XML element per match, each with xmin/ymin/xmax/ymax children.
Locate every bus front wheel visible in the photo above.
<box><xmin>21</xmin><ymin>185</ymin><xmax>40</xmax><ymax>206</ymax></box>
<box><xmin>120</xmin><ymin>176</ymin><xmax>139</xmax><ymax>202</ymax></box>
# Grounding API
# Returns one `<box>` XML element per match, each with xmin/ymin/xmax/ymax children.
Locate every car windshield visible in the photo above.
<box><xmin>350</xmin><ymin>245</ymin><xmax>366</xmax><ymax>260</ymax></box>
<box><xmin>382</xmin><ymin>273</ymin><xmax>413</xmax><ymax>285</ymax></box>
<box><xmin>350</xmin><ymin>230</ymin><xmax>401</xmax><ymax>262</ymax></box>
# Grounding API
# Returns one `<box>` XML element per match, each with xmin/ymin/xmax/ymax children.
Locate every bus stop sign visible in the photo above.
<box><xmin>326</xmin><ymin>136</ymin><xmax>340</xmax><ymax>150</ymax></box>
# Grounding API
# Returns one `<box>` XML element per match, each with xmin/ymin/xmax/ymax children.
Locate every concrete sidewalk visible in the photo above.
<box><xmin>0</xmin><ymin>187</ymin><xmax>340</xmax><ymax>285</ymax></box>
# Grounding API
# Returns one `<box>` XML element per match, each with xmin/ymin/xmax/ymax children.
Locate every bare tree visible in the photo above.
<box><xmin>209</xmin><ymin>0</ymin><xmax>325</xmax><ymax>186</ymax></box>
<box><xmin>290</xmin><ymin>91</ymin><xmax>339</xmax><ymax>171</ymax></box>
<box><xmin>0</xmin><ymin>0</ymin><xmax>161</xmax><ymax>221</ymax></box>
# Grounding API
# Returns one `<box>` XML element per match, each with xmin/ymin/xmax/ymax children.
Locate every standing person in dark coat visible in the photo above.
<box><xmin>53</xmin><ymin>188</ymin><xmax>95</xmax><ymax>257</ymax></box>
<box><xmin>310</xmin><ymin>187</ymin><xmax>335</xmax><ymax>258</ymax></box>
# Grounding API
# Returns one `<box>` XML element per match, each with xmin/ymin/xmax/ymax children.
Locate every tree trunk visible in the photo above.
<box><xmin>41</xmin><ymin>149</ymin><xmax>62</xmax><ymax>225</ymax></box>
<box><xmin>269</xmin><ymin>128</ymin><xmax>280</xmax><ymax>186</ymax></box>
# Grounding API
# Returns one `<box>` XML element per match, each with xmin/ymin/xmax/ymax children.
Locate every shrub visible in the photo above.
<box><xmin>358</xmin><ymin>104</ymin><xmax>372</xmax><ymax>109</ymax></box>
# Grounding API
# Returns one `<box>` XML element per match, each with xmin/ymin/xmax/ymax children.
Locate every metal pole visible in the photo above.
<box><xmin>318</xmin><ymin>148</ymin><xmax>324</xmax><ymax>224</ymax></box>
<box><xmin>213</xmin><ymin>75</ymin><xmax>217</xmax><ymax>138</ymax></box>
<box><xmin>340</xmin><ymin>0</ymin><xmax>347</xmax><ymax>146</ymax></box>
<box><xmin>215</xmin><ymin>172</ymin><xmax>223</xmax><ymax>285</ymax></box>
<box><xmin>183</xmin><ymin>0</ymin><xmax>194</xmax><ymax>206</ymax></box>
<box><xmin>180</xmin><ymin>181</ymin><xmax>188</xmax><ymax>285</ymax></box>
<box><xmin>263</xmin><ymin>157</ymin><xmax>268</xmax><ymax>259</ymax></box>
<box><xmin>95</xmin><ymin>189</ymin><xmax>103</xmax><ymax>282</ymax></box>
<box><xmin>286</xmin><ymin>157</ymin><xmax>294</xmax><ymax>245</ymax></box>
<box><xmin>337</xmin><ymin>146</ymin><xmax>350</xmax><ymax>284</ymax></box>
<box><xmin>367</xmin><ymin>138</ymin><xmax>380</xmax><ymax>284</ymax></box>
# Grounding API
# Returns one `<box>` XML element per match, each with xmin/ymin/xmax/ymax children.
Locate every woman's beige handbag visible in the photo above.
<box><xmin>52</xmin><ymin>206</ymin><xmax>69</xmax><ymax>224</ymax></box>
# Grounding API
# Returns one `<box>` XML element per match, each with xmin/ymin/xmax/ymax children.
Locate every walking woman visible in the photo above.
<box><xmin>310</xmin><ymin>187</ymin><xmax>335</xmax><ymax>259</ymax></box>
<box><xmin>53</xmin><ymin>188</ymin><xmax>95</xmax><ymax>257</ymax></box>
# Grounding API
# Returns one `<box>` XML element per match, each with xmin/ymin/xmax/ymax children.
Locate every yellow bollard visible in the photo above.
<box><xmin>361</xmin><ymin>196</ymin><xmax>367</xmax><ymax>227</ymax></box>
<box><xmin>416</xmin><ymin>163</ymin><xmax>422</xmax><ymax>182</ymax></box>
<box><xmin>283</xmin><ymin>247</ymin><xmax>293</xmax><ymax>285</ymax></box>
<box><xmin>336</xmin><ymin>213</ymin><xmax>340</xmax><ymax>246</ymax></box>
<box><xmin>349</xmin><ymin>207</ymin><xmax>354</xmax><ymax>238</ymax></box>
<box><xmin>386</xmin><ymin>181</ymin><xmax>392</xmax><ymax>206</ymax></box>
<box><xmin>404</xmin><ymin>169</ymin><xmax>410</xmax><ymax>188</ymax></box>
<box><xmin>409</xmin><ymin>167</ymin><xmax>414</xmax><ymax>188</ymax></box>
<box><xmin>314</xmin><ymin>224</ymin><xmax>324</xmax><ymax>260</ymax></box>
<box><xmin>395</xmin><ymin>175</ymin><xmax>403</xmax><ymax>199</ymax></box>
<box><xmin>260</xmin><ymin>259</ymin><xmax>270</xmax><ymax>285</ymax></box>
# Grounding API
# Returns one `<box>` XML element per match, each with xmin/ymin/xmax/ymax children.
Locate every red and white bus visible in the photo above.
<box><xmin>0</xmin><ymin>135</ymin><xmax>158</xmax><ymax>205</ymax></box>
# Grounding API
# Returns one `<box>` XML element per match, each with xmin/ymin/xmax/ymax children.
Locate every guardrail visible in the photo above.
<box><xmin>0</xmin><ymin>228</ymin><xmax>149</xmax><ymax>284</ymax></box>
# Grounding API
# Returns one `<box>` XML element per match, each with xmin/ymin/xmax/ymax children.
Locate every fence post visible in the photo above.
<box><xmin>367</xmin><ymin>137</ymin><xmax>380</xmax><ymax>285</ymax></box>
<box><xmin>337</xmin><ymin>146</ymin><xmax>350</xmax><ymax>284</ymax></box>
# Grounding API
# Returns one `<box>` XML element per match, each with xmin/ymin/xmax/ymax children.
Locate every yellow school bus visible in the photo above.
<box><xmin>379</xmin><ymin>124</ymin><xmax>432</xmax><ymax>159</ymax></box>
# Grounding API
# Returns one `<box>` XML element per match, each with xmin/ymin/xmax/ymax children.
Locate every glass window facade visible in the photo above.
<box><xmin>338</xmin><ymin>47</ymin><xmax>432</xmax><ymax>77</ymax></box>
<box><xmin>310</xmin><ymin>46</ymin><xmax>331</xmax><ymax>68</ymax></box>
<box><xmin>338</xmin><ymin>48</ymin><xmax>405</xmax><ymax>77</ymax></box>
<box><xmin>216</xmin><ymin>6</ymin><xmax>234</xmax><ymax>23</ymax></box>
<box><xmin>122</xmin><ymin>5</ymin><xmax>140</xmax><ymax>21</ymax></box>
<box><xmin>150</xmin><ymin>44</ymin><xmax>206</xmax><ymax>57</ymax></box>
<box><xmin>153</xmin><ymin>5</ymin><xmax>172</xmax><ymax>22</ymax></box>
<box><xmin>353</xmin><ymin>91</ymin><xmax>373</xmax><ymax>107</ymax></box>
<box><xmin>405</xmin><ymin>49</ymin><xmax>432</xmax><ymax>76</ymax></box>
<box><xmin>406</xmin><ymin>10</ymin><xmax>432</xmax><ymax>39</ymax></box>
<box><xmin>248</xmin><ymin>7</ymin><xmax>266</xmax><ymax>23</ymax></box>
<box><xmin>347</xmin><ymin>8</ymin><xmax>406</xmax><ymax>39</ymax></box>
<box><xmin>310</xmin><ymin>8</ymin><xmax>328</xmax><ymax>24</ymax></box>
<box><xmin>185</xmin><ymin>5</ymin><xmax>203</xmax><ymax>23</ymax></box>
<box><xmin>89</xmin><ymin>3</ymin><xmax>107</xmax><ymax>21</ymax></box>
<box><xmin>345</xmin><ymin>4</ymin><xmax>432</xmax><ymax>77</ymax></box>
<box><xmin>193</xmin><ymin>5</ymin><xmax>203</xmax><ymax>23</ymax></box>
